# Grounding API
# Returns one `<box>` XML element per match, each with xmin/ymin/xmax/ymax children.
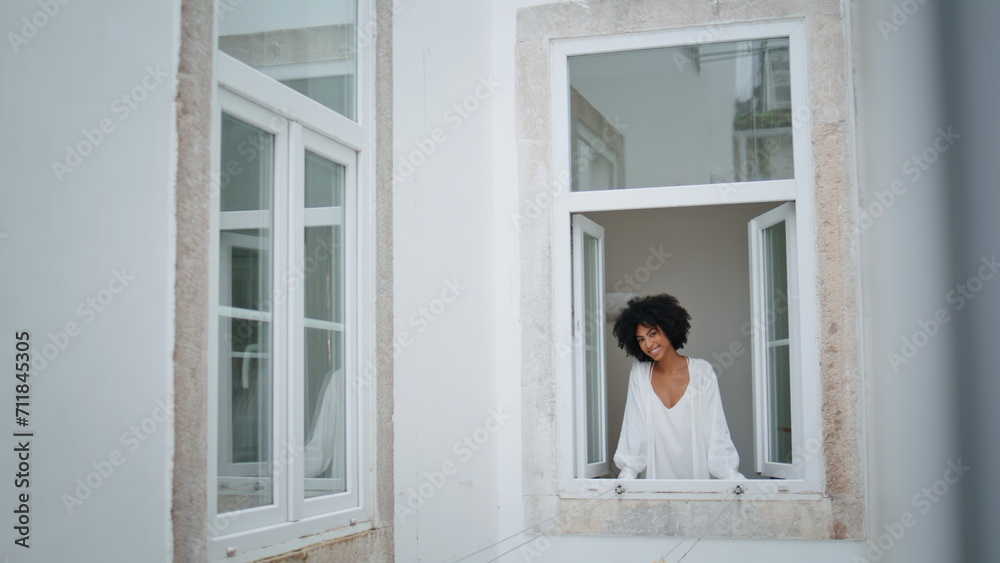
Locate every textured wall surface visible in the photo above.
<box><xmin>173</xmin><ymin>1</ymin><xmax>213</xmax><ymax>561</ymax></box>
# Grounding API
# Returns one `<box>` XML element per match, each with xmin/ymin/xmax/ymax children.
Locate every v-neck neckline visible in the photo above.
<box><xmin>649</xmin><ymin>356</ymin><xmax>690</xmax><ymax>410</ymax></box>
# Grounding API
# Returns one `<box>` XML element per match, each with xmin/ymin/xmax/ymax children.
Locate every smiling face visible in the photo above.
<box><xmin>635</xmin><ymin>323</ymin><xmax>674</xmax><ymax>363</ymax></box>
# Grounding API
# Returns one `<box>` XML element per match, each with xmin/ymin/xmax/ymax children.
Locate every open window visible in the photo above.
<box><xmin>572</xmin><ymin>214</ymin><xmax>608</xmax><ymax>478</ymax></box>
<box><xmin>748</xmin><ymin>202</ymin><xmax>802</xmax><ymax>479</ymax></box>
<box><xmin>568</xmin><ymin>203</ymin><xmax>804</xmax><ymax>486</ymax></box>
<box><xmin>555</xmin><ymin>20</ymin><xmax>820</xmax><ymax>495</ymax></box>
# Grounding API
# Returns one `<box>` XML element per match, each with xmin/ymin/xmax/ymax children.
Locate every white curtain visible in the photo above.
<box><xmin>303</xmin><ymin>368</ymin><xmax>344</xmax><ymax>478</ymax></box>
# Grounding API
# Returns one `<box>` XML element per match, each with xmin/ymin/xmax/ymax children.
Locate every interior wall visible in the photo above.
<box><xmin>587</xmin><ymin>202</ymin><xmax>778</xmax><ymax>479</ymax></box>
<box><xmin>0</xmin><ymin>0</ymin><xmax>179</xmax><ymax>561</ymax></box>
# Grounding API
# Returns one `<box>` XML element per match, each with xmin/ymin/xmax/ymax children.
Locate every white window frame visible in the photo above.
<box><xmin>211</xmin><ymin>93</ymin><xmax>291</xmax><ymax>536</ymax></box>
<box><xmin>551</xmin><ymin>20</ymin><xmax>822</xmax><ymax>498</ymax></box>
<box><xmin>748</xmin><ymin>202</ymin><xmax>802</xmax><ymax>479</ymax></box>
<box><xmin>207</xmin><ymin>3</ymin><xmax>376</xmax><ymax>558</ymax></box>
<box><xmin>571</xmin><ymin>214</ymin><xmax>609</xmax><ymax>479</ymax></box>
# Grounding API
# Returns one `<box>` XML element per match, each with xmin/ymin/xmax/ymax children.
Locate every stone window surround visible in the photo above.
<box><xmin>171</xmin><ymin>0</ymin><xmax>395</xmax><ymax>560</ymax></box>
<box><xmin>516</xmin><ymin>0</ymin><xmax>864</xmax><ymax>540</ymax></box>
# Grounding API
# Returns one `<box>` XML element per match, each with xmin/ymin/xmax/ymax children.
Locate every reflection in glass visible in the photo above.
<box><xmin>767</xmin><ymin>344</ymin><xmax>792</xmax><ymax>463</ymax></box>
<box><xmin>583</xmin><ymin>233</ymin><xmax>603</xmax><ymax>465</ymax></box>
<box><xmin>305</xmin><ymin>151</ymin><xmax>344</xmax><ymax>208</ymax></box>
<box><xmin>218</xmin><ymin>116</ymin><xmax>274</xmax><ymax>514</ymax></box>
<box><xmin>225</xmin><ymin>316</ymin><xmax>270</xmax><ymax>464</ymax></box>
<box><xmin>221</xmin><ymin>114</ymin><xmax>274</xmax><ymax>212</ymax></box>
<box><xmin>763</xmin><ymin>221</ymin><xmax>792</xmax><ymax>464</ymax></box>
<box><xmin>302</xmin><ymin>153</ymin><xmax>346</xmax><ymax>498</ymax></box>
<box><xmin>218</xmin><ymin>1</ymin><xmax>358</xmax><ymax>119</ymax></box>
<box><xmin>764</xmin><ymin>222</ymin><xmax>789</xmax><ymax>341</ymax></box>
<box><xmin>569</xmin><ymin>38</ymin><xmax>793</xmax><ymax>190</ymax></box>
<box><xmin>571</xmin><ymin>89</ymin><xmax>624</xmax><ymax>191</ymax></box>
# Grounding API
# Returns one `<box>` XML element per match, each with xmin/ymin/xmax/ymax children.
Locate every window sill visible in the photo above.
<box><xmin>532</xmin><ymin>481</ymin><xmax>860</xmax><ymax>540</ymax></box>
<box><xmin>210</xmin><ymin>508</ymin><xmax>372</xmax><ymax>562</ymax></box>
<box><xmin>559</xmin><ymin>478</ymin><xmax>822</xmax><ymax>500</ymax></box>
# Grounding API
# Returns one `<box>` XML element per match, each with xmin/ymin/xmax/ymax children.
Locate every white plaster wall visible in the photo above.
<box><xmin>392</xmin><ymin>0</ymin><xmax>502</xmax><ymax>561</ymax></box>
<box><xmin>853</xmin><ymin>1</ymin><xmax>962</xmax><ymax>561</ymax></box>
<box><xmin>0</xmin><ymin>1</ymin><xmax>179</xmax><ymax>561</ymax></box>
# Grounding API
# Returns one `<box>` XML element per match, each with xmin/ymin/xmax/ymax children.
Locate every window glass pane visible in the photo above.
<box><xmin>305</xmin><ymin>227</ymin><xmax>343</xmax><ymax>322</ymax></box>
<box><xmin>763</xmin><ymin>221</ymin><xmax>789</xmax><ymax>341</ymax></box>
<box><xmin>767</xmin><ymin>344</ymin><xmax>792</xmax><ymax>464</ymax></box>
<box><xmin>568</xmin><ymin>38</ymin><xmax>793</xmax><ymax>191</ymax></box>
<box><xmin>218</xmin><ymin>0</ymin><xmax>358</xmax><ymax>120</ymax></box>
<box><xmin>218</xmin><ymin>113</ymin><xmax>273</xmax><ymax>514</ymax></box>
<box><xmin>302</xmin><ymin>150</ymin><xmax>346</xmax><ymax>498</ymax></box>
<box><xmin>574</xmin><ymin>122</ymin><xmax>619</xmax><ymax>191</ymax></box>
<box><xmin>283</xmin><ymin>76</ymin><xmax>355</xmax><ymax>121</ymax></box>
<box><xmin>221</xmin><ymin>114</ymin><xmax>274</xmax><ymax>212</ymax></box>
<box><xmin>583</xmin><ymin>233</ymin><xmax>602</xmax><ymax>464</ymax></box>
<box><xmin>303</xmin><ymin>324</ymin><xmax>345</xmax><ymax>498</ymax></box>
<box><xmin>305</xmin><ymin>151</ymin><xmax>344</xmax><ymax>208</ymax></box>
<box><xmin>762</xmin><ymin>217</ymin><xmax>791</xmax><ymax>466</ymax></box>
<box><xmin>224</xmin><ymin>317</ymin><xmax>271</xmax><ymax>462</ymax></box>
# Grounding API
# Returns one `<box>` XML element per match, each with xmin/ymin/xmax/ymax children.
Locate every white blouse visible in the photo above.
<box><xmin>613</xmin><ymin>358</ymin><xmax>743</xmax><ymax>480</ymax></box>
<box><xmin>649</xmin><ymin>380</ymin><xmax>695</xmax><ymax>479</ymax></box>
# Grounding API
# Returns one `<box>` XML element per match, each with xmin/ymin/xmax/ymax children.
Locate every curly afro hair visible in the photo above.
<box><xmin>612</xmin><ymin>294</ymin><xmax>692</xmax><ymax>361</ymax></box>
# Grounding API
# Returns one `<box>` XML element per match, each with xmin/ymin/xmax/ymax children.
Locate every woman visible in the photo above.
<box><xmin>612</xmin><ymin>294</ymin><xmax>743</xmax><ymax>480</ymax></box>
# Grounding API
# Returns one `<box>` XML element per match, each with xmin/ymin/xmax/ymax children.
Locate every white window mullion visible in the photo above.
<box><xmin>749</xmin><ymin>206</ymin><xmax>769</xmax><ymax>477</ymax></box>
<box><xmin>344</xmin><ymin>142</ymin><xmax>361</xmax><ymax>511</ymax></box>
<box><xmin>287</xmin><ymin>122</ymin><xmax>306</xmax><ymax>521</ymax></box>
<box><xmin>304</xmin><ymin>207</ymin><xmax>344</xmax><ymax>227</ymax></box>
<box><xmin>268</xmin><ymin>115</ymin><xmax>292</xmax><ymax>525</ymax></box>
<box><xmin>219</xmin><ymin>210</ymin><xmax>271</xmax><ymax>231</ymax></box>
<box><xmin>217</xmin><ymin>306</ymin><xmax>273</xmax><ymax>323</ymax></box>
